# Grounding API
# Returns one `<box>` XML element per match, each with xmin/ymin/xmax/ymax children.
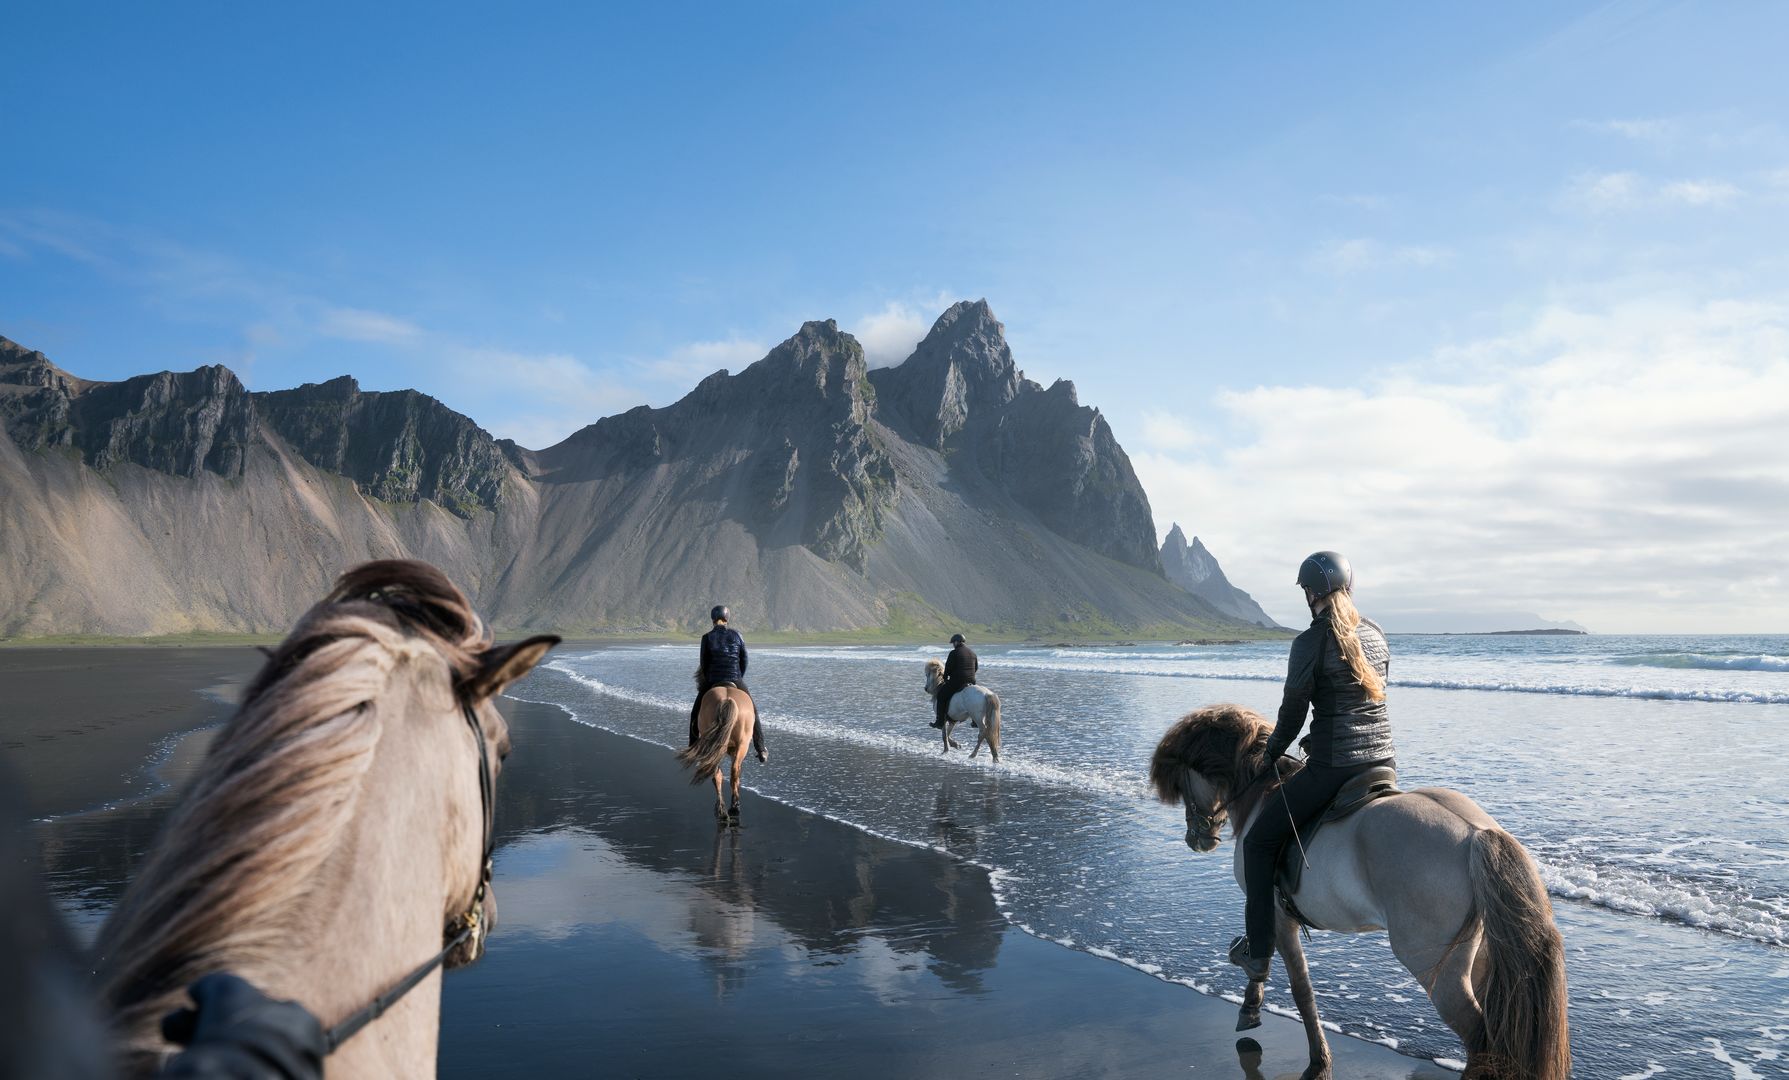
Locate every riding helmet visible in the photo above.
<box><xmin>1296</xmin><ymin>551</ymin><xmax>1353</xmax><ymax>597</ymax></box>
<box><xmin>710</xmin><ymin>604</ymin><xmax>730</xmax><ymax>623</ymax></box>
<box><xmin>949</xmin><ymin>633</ymin><xmax>966</xmax><ymax>645</ymax></box>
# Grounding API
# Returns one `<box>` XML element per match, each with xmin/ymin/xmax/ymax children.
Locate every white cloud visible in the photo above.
<box><xmin>1138</xmin><ymin>410</ymin><xmax>1207</xmax><ymax>452</ymax></box>
<box><xmin>449</xmin><ymin>346</ymin><xmax>639</xmax><ymax>448</ymax></box>
<box><xmin>1306</xmin><ymin>238</ymin><xmax>1452</xmax><ymax>276</ymax></box>
<box><xmin>1565</xmin><ymin>171</ymin><xmax>1743</xmax><ymax>212</ymax></box>
<box><xmin>316</xmin><ymin>306</ymin><xmax>423</xmax><ymax>345</ymax></box>
<box><xmin>1579</xmin><ymin>117</ymin><xmax>1679</xmax><ymax>143</ymax></box>
<box><xmin>633</xmin><ymin>337</ymin><xmax>767</xmax><ymax>386</ymax></box>
<box><xmin>1658</xmin><ymin>179</ymin><xmax>1741</xmax><ymax>206</ymax></box>
<box><xmin>1133</xmin><ymin>297</ymin><xmax>1789</xmax><ymax>633</ymax></box>
<box><xmin>852</xmin><ymin>300</ymin><xmax>934</xmax><ymax>368</ymax></box>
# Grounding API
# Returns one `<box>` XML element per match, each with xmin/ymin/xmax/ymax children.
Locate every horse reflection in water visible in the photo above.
<box><xmin>90</xmin><ymin>561</ymin><xmax>558</xmax><ymax>1078</ymax></box>
<box><xmin>1152</xmin><ymin>705</ymin><xmax>1570</xmax><ymax>1080</ymax></box>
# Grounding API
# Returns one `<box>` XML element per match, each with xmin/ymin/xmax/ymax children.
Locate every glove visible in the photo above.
<box><xmin>159</xmin><ymin>973</ymin><xmax>325</xmax><ymax>1079</ymax></box>
<box><xmin>1262</xmin><ymin>739</ymin><xmax>1287</xmax><ymax>767</ymax></box>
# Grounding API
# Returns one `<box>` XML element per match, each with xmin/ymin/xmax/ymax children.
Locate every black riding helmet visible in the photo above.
<box><xmin>1296</xmin><ymin>551</ymin><xmax>1353</xmax><ymax>597</ymax></box>
<box><xmin>949</xmin><ymin>633</ymin><xmax>966</xmax><ymax>645</ymax></box>
<box><xmin>710</xmin><ymin>605</ymin><xmax>730</xmax><ymax>623</ymax></box>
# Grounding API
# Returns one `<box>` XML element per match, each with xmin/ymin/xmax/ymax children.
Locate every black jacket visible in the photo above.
<box><xmin>700</xmin><ymin>625</ymin><xmax>748</xmax><ymax>685</ymax></box>
<box><xmin>1268</xmin><ymin>615</ymin><xmax>1394</xmax><ymax>768</ymax></box>
<box><xmin>942</xmin><ymin>643</ymin><xmax>978</xmax><ymax>689</ymax></box>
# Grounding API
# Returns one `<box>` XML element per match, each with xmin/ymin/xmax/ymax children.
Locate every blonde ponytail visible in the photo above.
<box><xmin>1322</xmin><ymin>590</ymin><xmax>1385</xmax><ymax>701</ymax></box>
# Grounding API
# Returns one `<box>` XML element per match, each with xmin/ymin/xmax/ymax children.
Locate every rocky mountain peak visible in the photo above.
<box><xmin>1160</xmin><ymin>526</ymin><xmax>1280</xmax><ymax>628</ymax></box>
<box><xmin>869</xmin><ymin>299</ymin><xmax>1020</xmax><ymax>447</ymax></box>
<box><xmin>255</xmin><ymin>378</ymin><xmax>514</xmax><ymax>517</ymax></box>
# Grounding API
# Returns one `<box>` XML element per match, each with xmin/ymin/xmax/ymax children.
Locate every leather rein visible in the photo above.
<box><xmin>322</xmin><ymin>698</ymin><xmax>495</xmax><ymax>1054</ymax></box>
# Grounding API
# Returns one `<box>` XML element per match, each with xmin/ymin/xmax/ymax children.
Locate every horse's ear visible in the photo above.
<box><xmin>462</xmin><ymin>635</ymin><xmax>561</xmax><ymax>704</ymax></box>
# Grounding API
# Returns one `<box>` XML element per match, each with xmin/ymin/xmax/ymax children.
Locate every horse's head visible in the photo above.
<box><xmin>316</xmin><ymin>561</ymin><xmax>559</xmax><ymax>968</ymax></box>
<box><xmin>1149</xmin><ymin>704</ymin><xmax>1273</xmax><ymax>853</ymax></box>
<box><xmin>924</xmin><ymin>658</ymin><xmax>944</xmax><ymax>694</ymax></box>
<box><xmin>93</xmin><ymin>560</ymin><xmax>558</xmax><ymax>1066</ymax></box>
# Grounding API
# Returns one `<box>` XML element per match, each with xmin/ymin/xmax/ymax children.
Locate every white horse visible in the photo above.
<box><xmin>923</xmin><ymin>658</ymin><xmax>1002</xmax><ymax>761</ymax></box>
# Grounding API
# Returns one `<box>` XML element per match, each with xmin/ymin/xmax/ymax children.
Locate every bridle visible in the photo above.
<box><xmin>1184</xmin><ymin>760</ymin><xmax>1283</xmax><ymax>848</ymax></box>
<box><xmin>322</xmin><ymin>698</ymin><xmax>495</xmax><ymax>1054</ymax></box>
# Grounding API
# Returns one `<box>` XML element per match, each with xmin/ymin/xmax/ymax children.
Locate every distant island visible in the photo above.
<box><xmin>1404</xmin><ymin>629</ymin><xmax>1589</xmax><ymax>637</ymax></box>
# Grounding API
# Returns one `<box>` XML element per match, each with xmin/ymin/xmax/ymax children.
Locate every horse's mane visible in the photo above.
<box><xmin>924</xmin><ymin>658</ymin><xmax>943</xmax><ymax>673</ymax></box>
<box><xmin>1148</xmin><ymin>704</ymin><xmax>1273</xmax><ymax>804</ymax></box>
<box><xmin>93</xmin><ymin>560</ymin><xmax>491</xmax><ymax>1065</ymax></box>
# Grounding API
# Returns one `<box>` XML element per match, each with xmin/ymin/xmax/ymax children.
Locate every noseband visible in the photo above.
<box><xmin>323</xmin><ymin>699</ymin><xmax>495</xmax><ymax>1054</ymax></box>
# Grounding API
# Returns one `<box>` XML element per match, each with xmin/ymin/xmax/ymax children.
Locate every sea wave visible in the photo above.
<box><xmin>1536</xmin><ymin>855</ymin><xmax>1788</xmax><ymax>948</ymax></box>
<box><xmin>1610</xmin><ymin>653</ymin><xmax>1789</xmax><ymax>673</ymax></box>
<box><xmin>753</xmin><ymin>649</ymin><xmax>1789</xmax><ymax>703</ymax></box>
<box><xmin>540</xmin><ymin>660</ymin><xmax>1154</xmax><ymax>801</ymax></box>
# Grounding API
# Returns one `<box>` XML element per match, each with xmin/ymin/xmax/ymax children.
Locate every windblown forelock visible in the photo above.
<box><xmin>1149</xmin><ymin>704</ymin><xmax>1273</xmax><ymax>804</ymax></box>
<box><xmin>93</xmin><ymin>561</ymin><xmax>491</xmax><ymax>1072</ymax></box>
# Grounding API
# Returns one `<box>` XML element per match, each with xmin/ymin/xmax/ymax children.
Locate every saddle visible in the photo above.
<box><xmin>1274</xmin><ymin>766</ymin><xmax>1401</xmax><ymax>929</ymax></box>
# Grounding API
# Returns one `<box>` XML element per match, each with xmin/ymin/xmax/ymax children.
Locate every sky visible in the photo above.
<box><xmin>3</xmin><ymin>2</ymin><xmax>1786</xmax><ymax>632</ymax></box>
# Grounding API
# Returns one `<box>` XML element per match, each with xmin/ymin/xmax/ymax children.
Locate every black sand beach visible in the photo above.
<box><xmin>9</xmin><ymin>650</ymin><xmax>1455</xmax><ymax>1078</ymax></box>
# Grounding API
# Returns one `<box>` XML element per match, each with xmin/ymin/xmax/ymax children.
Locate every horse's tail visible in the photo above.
<box><xmin>676</xmin><ymin>698</ymin><xmax>738</xmax><ymax>783</ymax></box>
<box><xmin>981</xmin><ymin>693</ymin><xmax>1001</xmax><ymax>759</ymax></box>
<box><xmin>1469</xmin><ymin>828</ymin><xmax>1571</xmax><ymax>1080</ymax></box>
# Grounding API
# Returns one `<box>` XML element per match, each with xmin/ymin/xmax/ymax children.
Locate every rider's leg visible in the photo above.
<box><xmin>1239</xmin><ymin>765</ymin><xmax>1351</xmax><ymax>960</ymax></box>
<box><xmin>932</xmin><ymin>686</ymin><xmax>952</xmax><ymax>728</ymax></box>
<box><xmin>735</xmin><ymin>682</ymin><xmax>766</xmax><ymax>759</ymax></box>
<box><xmin>688</xmin><ymin>682</ymin><xmax>710</xmax><ymax>747</ymax></box>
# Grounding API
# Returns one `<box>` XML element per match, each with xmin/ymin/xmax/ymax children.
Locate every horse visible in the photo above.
<box><xmin>90</xmin><ymin>560</ymin><xmax>559</xmax><ymax>1078</ymax></box>
<box><xmin>676</xmin><ymin>682</ymin><xmax>758</xmax><ymax>824</ymax></box>
<box><xmin>923</xmin><ymin>658</ymin><xmax>1002</xmax><ymax>761</ymax></box>
<box><xmin>1149</xmin><ymin>705</ymin><xmax>1570</xmax><ymax>1080</ymax></box>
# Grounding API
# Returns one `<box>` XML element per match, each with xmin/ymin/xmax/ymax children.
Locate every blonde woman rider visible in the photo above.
<box><xmin>1230</xmin><ymin>551</ymin><xmax>1396</xmax><ymax>984</ymax></box>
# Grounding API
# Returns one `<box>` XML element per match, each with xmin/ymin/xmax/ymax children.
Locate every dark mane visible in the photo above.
<box><xmin>1149</xmin><ymin>703</ymin><xmax>1273</xmax><ymax>804</ymax></box>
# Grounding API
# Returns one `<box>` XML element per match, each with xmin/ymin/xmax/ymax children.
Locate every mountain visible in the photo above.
<box><xmin>1158</xmin><ymin>525</ymin><xmax>1282</xmax><ymax>628</ymax></box>
<box><xmin>0</xmin><ymin>306</ymin><xmax>1269</xmax><ymax>639</ymax></box>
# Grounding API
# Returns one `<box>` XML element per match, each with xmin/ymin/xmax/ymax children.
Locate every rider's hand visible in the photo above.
<box><xmin>159</xmin><ymin>973</ymin><xmax>325</xmax><ymax>1079</ymax></box>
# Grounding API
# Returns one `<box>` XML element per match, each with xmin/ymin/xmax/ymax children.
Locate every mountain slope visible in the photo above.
<box><xmin>0</xmin><ymin>313</ymin><xmax>1268</xmax><ymax>639</ymax></box>
<box><xmin>1159</xmin><ymin>525</ymin><xmax>1282</xmax><ymax>628</ymax></box>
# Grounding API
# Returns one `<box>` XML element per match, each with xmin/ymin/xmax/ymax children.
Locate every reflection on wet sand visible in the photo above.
<box><xmin>486</xmin><ymin>696</ymin><xmax>1005</xmax><ymax>998</ymax></box>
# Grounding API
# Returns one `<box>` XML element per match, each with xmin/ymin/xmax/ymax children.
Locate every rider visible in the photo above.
<box><xmin>689</xmin><ymin>605</ymin><xmax>766</xmax><ymax>764</ymax></box>
<box><xmin>931</xmin><ymin>632</ymin><xmax>978</xmax><ymax>729</ymax></box>
<box><xmin>1230</xmin><ymin>551</ymin><xmax>1395</xmax><ymax>983</ymax></box>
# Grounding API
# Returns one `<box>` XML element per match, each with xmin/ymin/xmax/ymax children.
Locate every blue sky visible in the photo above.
<box><xmin>5</xmin><ymin>2</ymin><xmax>1787</xmax><ymax>631</ymax></box>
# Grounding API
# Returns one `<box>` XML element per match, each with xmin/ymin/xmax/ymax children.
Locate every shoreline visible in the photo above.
<box><xmin>14</xmin><ymin>647</ymin><xmax>1450</xmax><ymax>1077</ymax></box>
<box><xmin>468</xmin><ymin>692</ymin><xmax>1456</xmax><ymax>1078</ymax></box>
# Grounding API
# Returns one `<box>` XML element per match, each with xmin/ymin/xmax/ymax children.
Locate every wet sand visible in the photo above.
<box><xmin>0</xmin><ymin>647</ymin><xmax>263</xmax><ymax>818</ymax></box>
<box><xmin>17</xmin><ymin>651</ymin><xmax>1454</xmax><ymax>1078</ymax></box>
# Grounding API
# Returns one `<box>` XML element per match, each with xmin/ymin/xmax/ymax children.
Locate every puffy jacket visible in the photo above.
<box><xmin>1267</xmin><ymin>615</ymin><xmax>1394</xmax><ymax>767</ymax></box>
<box><xmin>700</xmin><ymin>625</ymin><xmax>748</xmax><ymax>685</ymax></box>
<box><xmin>942</xmin><ymin>643</ymin><xmax>978</xmax><ymax>688</ymax></box>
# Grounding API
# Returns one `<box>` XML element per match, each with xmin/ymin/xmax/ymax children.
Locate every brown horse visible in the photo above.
<box><xmin>676</xmin><ymin>684</ymin><xmax>758</xmax><ymax>824</ymax></box>
<box><xmin>1150</xmin><ymin>705</ymin><xmax>1570</xmax><ymax>1080</ymax></box>
<box><xmin>91</xmin><ymin>561</ymin><xmax>558</xmax><ymax>1078</ymax></box>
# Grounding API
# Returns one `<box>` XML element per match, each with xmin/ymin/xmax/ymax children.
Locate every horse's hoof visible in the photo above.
<box><xmin>1235</xmin><ymin>1006</ymin><xmax>1261</xmax><ymax>1032</ymax></box>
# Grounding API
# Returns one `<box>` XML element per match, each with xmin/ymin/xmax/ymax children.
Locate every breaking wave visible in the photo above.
<box><xmin>1610</xmin><ymin>653</ymin><xmax>1789</xmax><ymax>674</ymax></box>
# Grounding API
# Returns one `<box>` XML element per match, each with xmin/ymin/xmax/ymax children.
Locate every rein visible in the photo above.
<box><xmin>323</xmin><ymin>699</ymin><xmax>494</xmax><ymax>1055</ymax></box>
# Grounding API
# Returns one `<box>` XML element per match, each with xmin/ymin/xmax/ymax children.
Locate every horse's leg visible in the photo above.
<box><xmin>1276</xmin><ymin>915</ymin><xmax>1333</xmax><ymax>1080</ymax></box>
<box><xmin>970</xmin><ymin>722</ymin><xmax>986</xmax><ymax>758</ymax></box>
<box><xmin>711</xmin><ymin>763</ymin><xmax>726</xmax><ymax>821</ymax></box>
<box><xmin>728</xmin><ymin>750</ymin><xmax>743</xmax><ymax>824</ymax></box>
<box><xmin>1236</xmin><ymin>977</ymin><xmax>1266</xmax><ymax>1032</ymax></box>
<box><xmin>1401</xmin><ymin>928</ymin><xmax>1489</xmax><ymax>1074</ymax></box>
<box><xmin>946</xmin><ymin>718</ymin><xmax>961</xmax><ymax>749</ymax></box>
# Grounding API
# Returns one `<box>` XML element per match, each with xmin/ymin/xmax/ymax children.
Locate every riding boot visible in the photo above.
<box><xmin>752</xmin><ymin>720</ymin><xmax>768</xmax><ymax>764</ymax></box>
<box><xmin>687</xmin><ymin>700</ymin><xmax>701</xmax><ymax>748</ymax></box>
<box><xmin>1228</xmin><ymin>935</ymin><xmax>1271</xmax><ymax>982</ymax></box>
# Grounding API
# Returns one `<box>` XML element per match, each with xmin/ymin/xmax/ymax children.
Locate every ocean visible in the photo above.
<box><xmin>513</xmin><ymin>633</ymin><xmax>1789</xmax><ymax>1078</ymax></box>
